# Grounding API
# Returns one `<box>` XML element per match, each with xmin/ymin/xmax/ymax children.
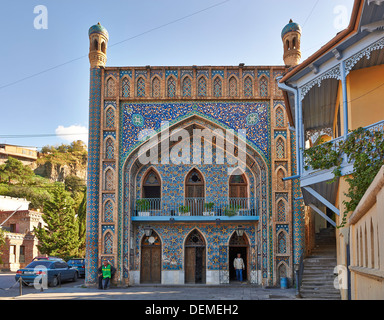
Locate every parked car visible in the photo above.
<box><xmin>15</xmin><ymin>260</ymin><xmax>78</xmax><ymax>287</ymax></box>
<box><xmin>66</xmin><ymin>258</ymin><xmax>86</xmax><ymax>278</ymax></box>
<box><xmin>32</xmin><ymin>256</ymin><xmax>65</xmax><ymax>262</ymax></box>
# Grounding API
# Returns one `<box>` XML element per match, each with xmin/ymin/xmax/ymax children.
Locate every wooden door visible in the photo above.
<box><xmin>229</xmin><ymin>174</ymin><xmax>248</xmax><ymax>209</ymax></box>
<box><xmin>185</xmin><ymin>247</ymin><xmax>196</xmax><ymax>284</ymax></box>
<box><xmin>185</xmin><ymin>170</ymin><xmax>204</xmax><ymax>216</ymax></box>
<box><xmin>185</xmin><ymin>230</ymin><xmax>206</xmax><ymax>284</ymax></box>
<box><xmin>141</xmin><ymin>234</ymin><xmax>161</xmax><ymax>284</ymax></box>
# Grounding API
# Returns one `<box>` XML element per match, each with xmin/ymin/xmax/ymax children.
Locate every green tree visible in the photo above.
<box><xmin>34</xmin><ymin>185</ymin><xmax>80</xmax><ymax>259</ymax></box>
<box><xmin>77</xmin><ymin>190</ymin><xmax>87</xmax><ymax>257</ymax></box>
<box><xmin>0</xmin><ymin>157</ymin><xmax>35</xmax><ymax>185</ymax></box>
<box><xmin>0</xmin><ymin>228</ymin><xmax>6</xmax><ymax>264</ymax></box>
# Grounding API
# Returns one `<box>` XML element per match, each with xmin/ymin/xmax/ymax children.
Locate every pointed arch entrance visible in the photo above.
<box><xmin>140</xmin><ymin>231</ymin><xmax>161</xmax><ymax>284</ymax></box>
<box><xmin>184</xmin><ymin>229</ymin><xmax>206</xmax><ymax>284</ymax></box>
<box><xmin>229</xmin><ymin>232</ymin><xmax>249</xmax><ymax>282</ymax></box>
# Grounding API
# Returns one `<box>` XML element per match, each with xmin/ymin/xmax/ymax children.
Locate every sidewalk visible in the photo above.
<box><xmin>3</xmin><ymin>283</ymin><xmax>298</xmax><ymax>300</ymax></box>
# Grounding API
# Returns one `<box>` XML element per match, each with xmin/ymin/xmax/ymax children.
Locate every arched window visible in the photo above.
<box><xmin>229</xmin><ymin>77</ymin><xmax>238</xmax><ymax>97</ymax></box>
<box><xmin>197</xmin><ymin>77</ymin><xmax>207</xmax><ymax>97</ymax></box>
<box><xmin>137</xmin><ymin>77</ymin><xmax>146</xmax><ymax>97</ymax></box>
<box><xmin>105</xmin><ymin>169</ymin><xmax>114</xmax><ymax>191</ymax></box>
<box><xmin>93</xmin><ymin>39</ymin><xmax>98</xmax><ymax>51</ymax></box>
<box><xmin>105</xmin><ymin>107</ymin><xmax>115</xmax><ymax>128</ymax></box>
<box><xmin>259</xmin><ymin>76</ymin><xmax>268</xmax><ymax>97</ymax></box>
<box><xmin>213</xmin><ymin>77</ymin><xmax>222</xmax><ymax>97</ymax></box>
<box><xmin>101</xmin><ymin>41</ymin><xmax>106</xmax><ymax>54</ymax></box>
<box><xmin>104</xmin><ymin>232</ymin><xmax>113</xmax><ymax>254</ymax></box>
<box><xmin>229</xmin><ymin>174</ymin><xmax>247</xmax><ymax>198</ymax></box>
<box><xmin>142</xmin><ymin>169</ymin><xmax>161</xmax><ymax>199</ymax></box>
<box><xmin>185</xmin><ymin>169</ymin><xmax>205</xmax><ymax>216</ymax></box>
<box><xmin>104</xmin><ymin>200</ymin><xmax>114</xmax><ymax>223</ymax></box>
<box><xmin>276</xmin><ymin>137</ymin><xmax>285</xmax><ymax>159</ymax></box>
<box><xmin>105</xmin><ymin>78</ymin><xmax>116</xmax><ymax>97</ymax></box>
<box><xmin>276</xmin><ymin>107</ymin><xmax>285</xmax><ymax>128</ymax></box>
<box><xmin>167</xmin><ymin>77</ymin><xmax>176</xmax><ymax>98</ymax></box>
<box><xmin>182</xmin><ymin>77</ymin><xmax>192</xmax><ymax>97</ymax></box>
<box><xmin>122</xmin><ymin>77</ymin><xmax>130</xmax><ymax>98</ymax></box>
<box><xmin>278</xmin><ymin>232</ymin><xmax>287</xmax><ymax>254</ymax></box>
<box><xmin>105</xmin><ymin>138</ymin><xmax>114</xmax><ymax>159</ymax></box>
<box><xmin>244</xmin><ymin>76</ymin><xmax>253</xmax><ymax>97</ymax></box>
<box><xmin>152</xmin><ymin>77</ymin><xmax>161</xmax><ymax>98</ymax></box>
<box><xmin>277</xmin><ymin>200</ymin><xmax>286</xmax><ymax>222</ymax></box>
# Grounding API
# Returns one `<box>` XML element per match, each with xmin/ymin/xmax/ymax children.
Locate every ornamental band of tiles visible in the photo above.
<box><xmin>85</xmin><ymin>21</ymin><xmax>304</xmax><ymax>286</ymax></box>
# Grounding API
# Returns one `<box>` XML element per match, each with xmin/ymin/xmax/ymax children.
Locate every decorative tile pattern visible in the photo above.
<box><xmin>104</xmin><ymin>200</ymin><xmax>114</xmax><ymax>223</ymax></box>
<box><xmin>105</xmin><ymin>77</ymin><xmax>116</xmax><ymax>97</ymax></box>
<box><xmin>105</xmin><ymin>138</ymin><xmax>114</xmax><ymax>160</ymax></box>
<box><xmin>105</xmin><ymin>107</ymin><xmax>115</xmax><ymax>128</ymax></box>
<box><xmin>277</xmin><ymin>200</ymin><xmax>286</xmax><ymax>222</ymax></box>
<box><xmin>167</xmin><ymin>77</ymin><xmax>176</xmax><ymax>98</ymax></box>
<box><xmin>136</xmin><ymin>77</ymin><xmax>146</xmax><ymax>97</ymax></box>
<box><xmin>259</xmin><ymin>76</ymin><xmax>269</xmax><ymax>97</ymax></box>
<box><xmin>276</xmin><ymin>137</ymin><xmax>285</xmax><ymax>159</ymax></box>
<box><xmin>213</xmin><ymin>77</ymin><xmax>222</xmax><ymax>97</ymax></box>
<box><xmin>182</xmin><ymin>77</ymin><xmax>192</xmax><ymax>97</ymax></box>
<box><xmin>275</xmin><ymin>107</ymin><xmax>285</xmax><ymax>128</ymax></box>
<box><xmin>197</xmin><ymin>77</ymin><xmax>207</xmax><ymax>97</ymax></box>
<box><xmin>104</xmin><ymin>232</ymin><xmax>113</xmax><ymax>254</ymax></box>
<box><xmin>152</xmin><ymin>77</ymin><xmax>161</xmax><ymax>98</ymax></box>
<box><xmin>244</xmin><ymin>76</ymin><xmax>253</xmax><ymax>97</ymax></box>
<box><xmin>122</xmin><ymin>77</ymin><xmax>130</xmax><ymax>98</ymax></box>
<box><xmin>85</xmin><ymin>68</ymin><xmax>102</xmax><ymax>285</ymax></box>
<box><xmin>229</xmin><ymin>77</ymin><xmax>238</xmax><ymax>97</ymax></box>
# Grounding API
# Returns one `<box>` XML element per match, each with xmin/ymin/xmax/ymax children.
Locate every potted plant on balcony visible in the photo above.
<box><xmin>136</xmin><ymin>199</ymin><xmax>150</xmax><ymax>216</ymax></box>
<box><xmin>203</xmin><ymin>202</ymin><xmax>215</xmax><ymax>216</ymax></box>
<box><xmin>224</xmin><ymin>205</ymin><xmax>240</xmax><ymax>217</ymax></box>
<box><xmin>178</xmin><ymin>205</ymin><xmax>190</xmax><ymax>216</ymax></box>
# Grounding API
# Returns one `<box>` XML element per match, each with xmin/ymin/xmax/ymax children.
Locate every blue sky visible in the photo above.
<box><xmin>0</xmin><ymin>0</ymin><xmax>354</xmax><ymax>150</ymax></box>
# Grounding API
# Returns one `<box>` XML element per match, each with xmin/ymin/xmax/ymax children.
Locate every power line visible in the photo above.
<box><xmin>302</xmin><ymin>0</ymin><xmax>320</xmax><ymax>27</ymax></box>
<box><xmin>0</xmin><ymin>0</ymin><xmax>231</xmax><ymax>91</ymax></box>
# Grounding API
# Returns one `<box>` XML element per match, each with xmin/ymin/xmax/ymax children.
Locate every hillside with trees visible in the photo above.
<box><xmin>0</xmin><ymin>141</ymin><xmax>87</xmax><ymax>258</ymax></box>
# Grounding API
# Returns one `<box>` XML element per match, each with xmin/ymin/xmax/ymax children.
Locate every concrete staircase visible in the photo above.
<box><xmin>300</xmin><ymin>228</ymin><xmax>341</xmax><ymax>300</ymax></box>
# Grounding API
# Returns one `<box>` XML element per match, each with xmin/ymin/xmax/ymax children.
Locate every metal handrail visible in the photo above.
<box><xmin>133</xmin><ymin>197</ymin><xmax>259</xmax><ymax>217</ymax></box>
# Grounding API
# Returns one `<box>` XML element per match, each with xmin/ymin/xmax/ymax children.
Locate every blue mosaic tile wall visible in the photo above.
<box><xmin>134</xmin><ymin>223</ymin><xmax>257</xmax><ymax>271</ymax></box>
<box><xmin>85</xmin><ymin>68</ymin><xmax>102</xmax><ymax>284</ymax></box>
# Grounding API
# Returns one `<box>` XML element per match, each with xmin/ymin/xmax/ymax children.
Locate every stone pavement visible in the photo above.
<box><xmin>0</xmin><ymin>273</ymin><xmax>298</xmax><ymax>300</ymax></box>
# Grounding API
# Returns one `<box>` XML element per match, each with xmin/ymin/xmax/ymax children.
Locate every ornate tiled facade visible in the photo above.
<box><xmin>85</xmin><ymin>23</ymin><xmax>303</xmax><ymax>287</ymax></box>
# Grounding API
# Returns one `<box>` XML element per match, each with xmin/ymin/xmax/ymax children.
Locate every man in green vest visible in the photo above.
<box><xmin>98</xmin><ymin>260</ymin><xmax>116</xmax><ymax>290</ymax></box>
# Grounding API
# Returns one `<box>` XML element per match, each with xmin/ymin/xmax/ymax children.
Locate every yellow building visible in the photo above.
<box><xmin>279</xmin><ymin>0</ymin><xmax>384</xmax><ymax>300</ymax></box>
<box><xmin>0</xmin><ymin>144</ymin><xmax>38</xmax><ymax>165</ymax></box>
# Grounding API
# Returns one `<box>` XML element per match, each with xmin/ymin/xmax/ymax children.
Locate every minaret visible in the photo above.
<box><xmin>281</xmin><ymin>19</ymin><xmax>302</xmax><ymax>67</ymax></box>
<box><xmin>85</xmin><ymin>22</ymin><xmax>109</xmax><ymax>286</ymax></box>
<box><xmin>88</xmin><ymin>22</ymin><xmax>109</xmax><ymax>68</ymax></box>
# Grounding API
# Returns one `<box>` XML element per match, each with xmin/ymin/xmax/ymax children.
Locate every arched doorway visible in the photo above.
<box><xmin>229</xmin><ymin>232</ymin><xmax>249</xmax><ymax>282</ymax></box>
<box><xmin>185</xmin><ymin>169</ymin><xmax>205</xmax><ymax>216</ymax></box>
<box><xmin>185</xmin><ymin>230</ymin><xmax>206</xmax><ymax>284</ymax></box>
<box><xmin>140</xmin><ymin>231</ymin><xmax>161</xmax><ymax>284</ymax></box>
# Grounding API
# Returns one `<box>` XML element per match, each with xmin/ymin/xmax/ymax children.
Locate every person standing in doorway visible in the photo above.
<box><xmin>98</xmin><ymin>260</ymin><xmax>116</xmax><ymax>290</ymax></box>
<box><xmin>234</xmin><ymin>253</ymin><xmax>245</xmax><ymax>282</ymax></box>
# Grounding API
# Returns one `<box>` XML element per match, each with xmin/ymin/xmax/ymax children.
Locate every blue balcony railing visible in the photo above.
<box><xmin>133</xmin><ymin>197</ymin><xmax>259</xmax><ymax>218</ymax></box>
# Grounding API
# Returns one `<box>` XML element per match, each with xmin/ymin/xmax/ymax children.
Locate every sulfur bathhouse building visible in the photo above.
<box><xmin>85</xmin><ymin>21</ymin><xmax>304</xmax><ymax>287</ymax></box>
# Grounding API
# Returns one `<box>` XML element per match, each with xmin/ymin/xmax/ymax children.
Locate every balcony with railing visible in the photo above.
<box><xmin>132</xmin><ymin>197</ymin><xmax>259</xmax><ymax>221</ymax></box>
<box><xmin>301</xmin><ymin>120</ymin><xmax>384</xmax><ymax>187</ymax></box>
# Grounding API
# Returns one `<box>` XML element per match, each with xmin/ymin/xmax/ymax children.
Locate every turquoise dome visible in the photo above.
<box><xmin>281</xmin><ymin>20</ymin><xmax>301</xmax><ymax>39</ymax></box>
<box><xmin>88</xmin><ymin>22</ymin><xmax>109</xmax><ymax>39</ymax></box>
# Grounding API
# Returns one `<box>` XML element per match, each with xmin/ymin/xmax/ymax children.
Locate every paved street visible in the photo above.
<box><xmin>0</xmin><ymin>272</ymin><xmax>297</xmax><ymax>300</ymax></box>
